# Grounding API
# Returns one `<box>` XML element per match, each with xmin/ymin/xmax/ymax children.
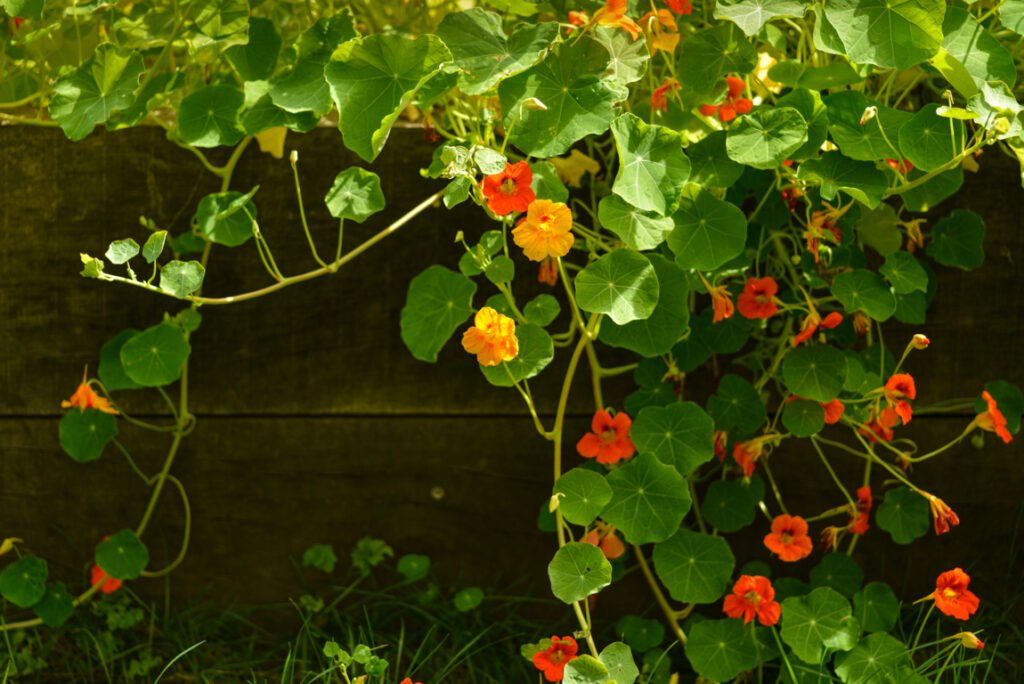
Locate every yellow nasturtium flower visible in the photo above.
<box><xmin>461</xmin><ymin>307</ymin><xmax>519</xmax><ymax>367</ymax></box>
<box><xmin>0</xmin><ymin>538</ymin><xmax>22</xmax><ymax>556</ymax></box>
<box><xmin>550</xmin><ymin>150</ymin><xmax>600</xmax><ymax>188</ymax></box>
<box><xmin>512</xmin><ymin>200</ymin><xmax>574</xmax><ymax>262</ymax></box>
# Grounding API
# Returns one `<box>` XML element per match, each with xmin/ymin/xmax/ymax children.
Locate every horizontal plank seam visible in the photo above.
<box><xmin>0</xmin><ymin>412</ymin><xmax>979</xmax><ymax>420</ymax></box>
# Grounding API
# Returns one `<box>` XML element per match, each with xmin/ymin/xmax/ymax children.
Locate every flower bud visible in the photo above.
<box><xmin>289</xmin><ymin>149</ymin><xmax>299</xmax><ymax>165</ymax></box>
<box><xmin>954</xmin><ymin>632</ymin><xmax>985</xmax><ymax>650</ymax></box>
<box><xmin>859</xmin><ymin>106</ymin><xmax>878</xmax><ymax>125</ymax></box>
<box><xmin>912</xmin><ymin>334</ymin><xmax>930</xmax><ymax>350</ymax></box>
<box><xmin>523</xmin><ymin>97</ymin><xmax>548</xmax><ymax>111</ymax></box>
<box><xmin>0</xmin><ymin>538</ymin><xmax>21</xmax><ymax>556</ymax></box>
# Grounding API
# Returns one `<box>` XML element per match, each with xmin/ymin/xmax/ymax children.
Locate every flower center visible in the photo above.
<box><xmin>537</xmin><ymin>215</ymin><xmax>553</xmax><ymax>232</ymax></box>
<box><xmin>600</xmin><ymin>429</ymin><xmax>618</xmax><ymax>444</ymax></box>
<box><xmin>744</xmin><ymin>590</ymin><xmax>762</xmax><ymax>605</ymax></box>
<box><xmin>943</xmin><ymin>588</ymin><xmax>960</xmax><ymax>600</ymax></box>
<box><xmin>549</xmin><ymin>650</ymin><xmax>564</xmax><ymax>664</ymax></box>
<box><xmin>500</xmin><ymin>178</ymin><xmax>517</xmax><ymax>196</ymax></box>
<box><xmin>780</xmin><ymin>532</ymin><xmax>793</xmax><ymax>544</ymax></box>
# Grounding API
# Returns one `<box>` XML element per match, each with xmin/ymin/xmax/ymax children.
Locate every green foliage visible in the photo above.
<box><xmin>575</xmin><ymin>250</ymin><xmax>660</xmax><ymax>325</ymax></box>
<box><xmin>554</xmin><ymin>468</ymin><xmax>614</xmax><ymax>526</ymax></box>
<box><xmin>400</xmin><ymin>266</ymin><xmax>476</xmax><ymax>363</ymax></box>
<box><xmin>0</xmin><ymin>556</ymin><xmax>48</xmax><ymax>609</ymax></box>
<box><xmin>652</xmin><ymin>529</ymin><xmax>735</xmax><ymax>603</ymax></box>
<box><xmin>876</xmin><ymin>486</ymin><xmax>931</xmax><ymax>543</ymax></box>
<box><xmin>548</xmin><ymin>542</ymin><xmax>612</xmax><ymax>604</ymax></box>
<box><xmin>59</xmin><ymin>408</ymin><xmax>118</xmax><ymax>463</ymax></box>
<box><xmin>95</xmin><ymin>530</ymin><xmax>149</xmax><ymax>581</ymax></box>
<box><xmin>325</xmin><ymin>168</ymin><xmax>386</xmax><ymax>222</ymax></box>
<box><xmin>602</xmin><ymin>454</ymin><xmax>691</xmax><ymax>544</ymax></box>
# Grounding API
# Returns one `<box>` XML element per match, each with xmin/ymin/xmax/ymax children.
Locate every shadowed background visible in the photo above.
<box><xmin>0</xmin><ymin>127</ymin><xmax>1021</xmax><ymax>622</ymax></box>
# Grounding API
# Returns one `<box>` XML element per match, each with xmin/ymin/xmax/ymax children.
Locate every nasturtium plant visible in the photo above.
<box><xmin>5</xmin><ymin>1</ymin><xmax>1020</xmax><ymax>680</ymax></box>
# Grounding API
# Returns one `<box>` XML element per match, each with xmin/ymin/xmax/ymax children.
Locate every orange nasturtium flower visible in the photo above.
<box><xmin>90</xmin><ymin>564</ymin><xmax>122</xmax><ymax>595</ymax></box>
<box><xmin>924</xmin><ymin>492</ymin><xmax>960</xmax><ymax>535</ymax></box>
<box><xmin>859</xmin><ymin>405</ymin><xmax>899</xmax><ymax>443</ymax></box>
<box><xmin>549</xmin><ymin>150</ymin><xmax>600</xmax><ymax>188</ymax></box>
<box><xmin>848</xmin><ymin>486</ymin><xmax>872</xmax><ymax>535</ymax></box>
<box><xmin>764</xmin><ymin>514</ymin><xmax>814</xmax><ymax>562</ymax></box>
<box><xmin>700</xmin><ymin>76</ymin><xmax>753</xmax><ymax>123</ymax></box>
<box><xmin>461</xmin><ymin>307</ymin><xmax>519</xmax><ymax>367</ymax></box>
<box><xmin>400</xmin><ymin>679</ymin><xmax>423</xmax><ymax>684</ymax></box>
<box><xmin>737</xmin><ymin>277</ymin><xmax>779</xmax><ymax>319</ymax></box>
<box><xmin>709</xmin><ymin>284</ymin><xmax>735</xmax><ymax>323</ymax></box>
<box><xmin>577</xmin><ymin>409</ymin><xmax>636</xmax><ymax>464</ymax></box>
<box><xmin>593</xmin><ymin>0</ymin><xmax>643</xmax><ymax>39</ymax></box>
<box><xmin>665</xmin><ymin>0</ymin><xmax>693</xmax><ymax>14</ymax></box>
<box><xmin>822</xmin><ymin>398</ymin><xmax>845</xmax><ymax>424</ymax></box>
<box><xmin>642</xmin><ymin>9</ymin><xmax>679</xmax><ymax>53</ymax></box>
<box><xmin>480</xmin><ymin>161</ymin><xmax>535</xmax><ymax>216</ymax></box>
<box><xmin>567</xmin><ymin>10</ymin><xmax>590</xmax><ymax>27</ymax></box>
<box><xmin>532</xmin><ymin>636</ymin><xmax>578</xmax><ymax>682</ymax></box>
<box><xmin>722</xmin><ymin>575</ymin><xmax>781</xmax><ymax>626</ymax></box>
<box><xmin>732</xmin><ymin>440</ymin><xmax>763</xmax><ymax>477</ymax></box>
<box><xmin>792</xmin><ymin>310</ymin><xmax>843</xmax><ymax>347</ymax></box>
<box><xmin>538</xmin><ymin>256</ymin><xmax>559</xmax><ymax>286</ymax></box>
<box><xmin>932</xmin><ymin>568</ymin><xmax>980</xmax><ymax>620</ymax></box>
<box><xmin>582</xmin><ymin>521</ymin><xmax>626</xmax><ymax>560</ymax></box>
<box><xmin>512</xmin><ymin>200</ymin><xmax>574</xmax><ymax>262</ymax></box>
<box><xmin>62</xmin><ymin>369</ymin><xmax>119</xmax><ymax>415</ymax></box>
<box><xmin>884</xmin><ymin>373</ymin><xmax>917</xmax><ymax>425</ymax></box>
<box><xmin>650</xmin><ymin>78</ymin><xmax>680</xmax><ymax>113</ymax></box>
<box><xmin>974</xmin><ymin>390</ymin><xmax>1013</xmax><ymax>444</ymax></box>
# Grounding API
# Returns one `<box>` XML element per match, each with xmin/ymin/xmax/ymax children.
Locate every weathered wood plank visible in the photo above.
<box><xmin>0</xmin><ymin>416</ymin><xmax>1017</xmax><ymax>608</ymax></box>
<box><xmin>0</xmin><ymin>129</ymin><xmax>1020</xmax><ymax>418</ymax></box>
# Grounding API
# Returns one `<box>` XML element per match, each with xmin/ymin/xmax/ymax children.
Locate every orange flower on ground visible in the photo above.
<box><xmin>512</xmin><ymin>200</ymin><xmax>574</xmax><ymax>262</ymax></box>
<box><xmin>764</xmin><ymin>514</ymin><xmax>813</xmax><ymax>562</ymax></box>
<box><xmin>709</xmin><ymin>284</ymin><xmax>735</xmax><ymax>323</ymax></box>
<box><xmin>461</xmin><ymin>307</ymin><xmax>519</xmax><ymax>367</ymax></box>
<box><xmin>700</xmin><ymin>76</ymin><xmax>753</xmax><ymax>123</ymax></box>
<box><xmin>550</xmin><ymin>150</ymin><xmax>600</xmax><ymax>188</ymax></box>
<box><xmin>533</xmin><ymin>636</ymin><xmax>578</xmax><ymax>682</ymax></box>
<box><xmin>62</xmin><ymin>369</ymin><xmax>119</xmax><ymax>415</ymax></box>
<box><xmin>884</xmin><ymin>373</ymin><xmax>916</xmax><ymax>425</ymax></box>
<box><xmin>90</xmin><ymin>564</ymin><xmax>122</xmax><ymax>595</ymax></box>
<box><xmin>713</xmin><ymin>431</ymin><xmax>728</xmax><ymax>462</ymax></box>
<box><xmin>722</xmin><ymin>575</ymin><xmax>781</xmax><ymax>626</ymax></box>
<box><xmin>925</xmin><ymin>492</ymin><xmax>960</xmax><ymax>535</ymax></box>
<box><xmin>642</xmin><ymin>9</ymin><xmax>679</xmax><ymax>53</ymax></box>
<box><xmin>577</xmin><ymin>409</ymin><xmax>636</xmax><ymax>464</ymax></box>
<box><xmin>737</xmin><ymin>277</ymin><xmax>779</xmax><ymax>319</ymax></box>
<box><xmin>974</xmin><ymin>390</ymin><xmax>1013</xmax><ymax>444</ymax></box>
<box><xmin>480</xmin><ymin>161</ymin><xmax>535</xmax><ymax>216</ymax></box>
<box><xmin>848</xmin><ymin>486</ymin><xmax>872</xmax><ymax>535</ymax></box>
<box><xmin>582</xmin><ymin>521</ymin><xmax>626</xmax><ymax>560</ymax></box>
<box><xmin>933</xmin><ymin>568</ymin><xmax>980</xmax><ymax>620</ymax></box>
<box><xmin>665</xmin><ymin>0</ymin><xmax>693</xmax><ymax>14</ymax></box>
<box><xmin>953</xmin><ymin>632</ymin><xmax>985</xmax><ymax>650</ymax></box>
<box><xmin>650</xmin><ymin>78</ymin><xmax>680</xmax><ymax>112</ymax></box>
<box><xmin>538</xmin><ymin>256</ymin><xmax>559</xmax><ymax>286</ymax></box>
<box><xmin>822</xmin><ymin>398</ymin><xmax>845</xmax><ymax>424</ymax></box>
<box><xmin>593</xmin><ymin>0</ymin><xmax>642</xmax><ymax>39</ymax></box>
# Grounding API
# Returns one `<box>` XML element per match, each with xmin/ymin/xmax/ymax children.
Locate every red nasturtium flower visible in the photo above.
<box><xmin>665</xmin><ymin>0</ymin><xmax>693</xmax><ymax>14</ymax></box>
<box><xmin>713</xmin><ymin>431</ymin><xmax>728</xmax><ymax>461</ymax></box>
<box><xmin>480</xmin><ymin>161</ymin><xmax>535</xmax><ymax>215</ymax></box>
<box><xmin>400</xmin><ymin>679</ymin><xmax>422</xmax><ymax>684</ymax></box>
<box><xmin>582</xmin><ymin>521</ymin><xmax>625</xmax><ymax>560</ymax></box>
<box><xmin>533</xmin><ymin>636</ymin><xmax>578</xmax><ymax>682</ymax></box>
<box><xmin>90</xmin><ymin>564</ymin><xmax>122</xmax><ymax>595</ymax></box>
<box><xmin>709</xmin><ymin>284</ymin><xmax>735</xmax><ymax>323</ymax></box>
<box><xmin>650</xmin><ymin>78</ymin><xmax>680</xmax><ymax>112</ymax></box>
<box><xmin>859</xmin><ymin>406</ymin><xmax>900</xmax><ymax>442</ymax></box>
<box><xmin>62</xmin><ymin>369</ymin><xmax>119</xmax><ymax>415</ymax></box>
<box><xmin>884</xmin><ymin>373</ymin><xmax>917</xmax><ymax>425</ymax></box>
<box><xmin>822</xmin><ymin>398</ymin><xmax>845</xmax><ymax>424</ymax></box>
<box><xmin>925</xmin><ymin>492</ymin><xmax>960</xmax><ymax>535</ymax></box>
<box><xmin>804</xmin><ymin>206</ymin><xmax>845</xmax><ymax>262</ymax></box>
<box><xmin>568</xmin><ymin>10</ymin><xmax>590</xmax><ymax>26</ymax></box>
<box><xmin>512</xmin><ymin>200</ymin><xmax>574</xmax><ymax>262</ymax></box>
<box><xmin>592</xmin><ymin>0</ymin><xmax>642</xmax><ymax>39</ymax></box>
<box><xmin>764</xmin><ymin>514</ymin><xmax>813</xmax><ymax>562</ymax></box>
<box><xmin>538</xmin><ymin>256</ymin><xmax>559</xmax><ymax>286</ymax></box>
<box><xmin>461</xmin><ymin>307</ymin><xmax>519</xmax><ymax>367</ymax></box>
<box><xmin>886</xmin><ymin>158</ymin><xmax>914</xmax><ymax>175</ymax></box>
<box><xmin>737</xmin><ymin>277</ymin><xmax>779</xmax><ymax>319</ymax></box>
<box><xmin>700</xmin><ymin>76</ymin><xmax>753</xmax><ymax>123</ymax></box>
<box><xmin>732</xmin><ymin>440</ymin><xmax>763</xmax><ymax>477</ymax></box>
<box><xmin>642</xmin><ymin>9</ymin><xmax>679</xmax><ymax>53</ymax></box>
<box><xmin>974</xmin><ymin>390</ymin><xmax>1013</xmax><ymax>444</ymax></box>
<box><xmin>848</xmin><ymin>486</ymin><xmax>872</xmax><ymax>535</ymax></box>
<box><xmin>792</xmin><ymin>311</ymin><xmax>843</xmax><ymax>347</ymax></box>
<box><xmin>932</xmin><ymin>568</ymin><xmax>980</xmax><ymax>620</ymax></box>
<box><xmin>722</xmin><ymin>575</ymin><xmax>781</xmax><ymax>626</ymax></box>
<box><xmin>577</xmin><ymin>409</ymin><xmax>636</xmax><ymax>464</ymax></box>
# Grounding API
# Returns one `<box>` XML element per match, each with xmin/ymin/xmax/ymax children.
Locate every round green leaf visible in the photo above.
<box><xmin>59</xmin><ymin>409</ymin><xmax>118</xmax><ymax>463</ymax></box>
<box><xmin>825</xmin><ymin>92</ymin><xmax>910</xmax><ymax>161</ymax></box>
<box><xmin>195</xmin><ymin>190</ymin><xmax>257</xmax><ymax>247</ymax></box>
<box><xmin>898</xmin><ymin>104</ymin><xmax>967</xmax><ymax>172</ymax></box>
<box><xmin>780</xmin><ymin>587</ymin><xmax>859</xmax><ymax>664</ymax></box>
<box><xmin>685</xmin><ymin>619</ymin><xmax>758</xmax><ymax>683</ymax></box>
<box><xmin>853</xmin><ymin>582</ymin><xmax>900</xmax><ymax>634</ymax></box>
<box><xmin>903</xmin><ymin>165</ymin><xmax>964</xmax><ymax>212</ymax></box>
<box><xmin>548</xmin><ymin>542</ymin><xmax>613</xmax><ymax>604</ymax></box>
<box><xmin>597</xmin><ymin>642</ymin><xmax>640</xmax><ymax>684</ymax></box>
<box><xmin>142</xmin><ymin>231</ymin><xmax>168</xmax><ymax>264</ymax></box>
<box><xmin>831</xmin><ymin>270</ymin><xmax>897</xmax><ymax>321</ymax></box>
<box><xmin>879</xmin><ymin>252</ymin><xmax>928</xmax><ymax>294</ymax></box>
<box><xmin>575</xmin><ymin>250</ymin><xmax>660</xmax><ymax>325</ymax></box>
<box><xmin>610</xmin><ymin>113</ymin><xmax>691</xmax><ymax>216</ymax></box>
<box><xmin>652</xmin><ymin>529</ymin><xmax>735</xmax><ymax>603</ymax></box>
<box><xmin>702</xmin><ymin>476</ymin><xmax>765</xmax><ymax>533</ymax></box>
<box><xmin>98</xmin><ymin>329</ymin><xmax>143</xmax><ymax>391</ymax></box>
<box><xmin>726</xmin><ymin>107</ymin><xmax>808</xmax><ymax>169</ymax></box>
<box><xmin>554</xmin><ymin>468</ymin><xmax>614</xmax><ymax>526</ymax></box>
<box><xmin>397</xmin><ymin>554</ymin><xmax>431</xmax><ymax>582</ymax></box>
<box><xmin>598</xmin><ymin>195</ymin><xmax>675</xmax><ymax>252</ymax></box>
<box><xmin>453</xmin><ymin>587</ymin><xmax>484</xmax><ymax>612</ymax></box>
<box><xmin>668</xmin><ymin>189</ymin><xmax>748</xmax><ymax>272</ymax></box>
<box><xmin>782</xmin><ymin>344</ymin><xmax>847</xmax><ymax>403</ymax></box>
<box><xmin>834</xmin><ymin>633</ymin><xmax>911</xmax><ymax>683</ymax></box>
<box><xmin>531</xmin><ymin>160</ymin><xmax>569</xmax><ymax>203</ymax></box>
<box><xmin>824</xmin><ymin>0</ymin><xmax>944</xmax><ymax>69</ymax></box>
<box><xmin>810</xmin><ymin>553</ymin><xmax>864</xmax><ymax>598</ymax></box>
<box><xmin>484</xmin><ymin>256</ymin><xmax>515</xmax><ymax>285</ymax></box>
<box><xmin>524</xmin><ymin>295</ymin><xmax>561</xmax><ymax>327</ymax></box>
<box><xmin>326</xmin><ymin>34</ymin><xmax>451</xmax><ymax>162</ymax></box>
<box><xmin>631</xmin><ymin>402</ymin><xmax>715</xmax><ymax>476</ymax></box>
<box><xmin>105</xmin><ymin>239</ymin><xmax>139</xmax><ymax>265</ymax></box>
<box><xmin>120</xmin><ymin>323</ymin><xmax>191</xmax><ymax>387</ymax></box>
<box><xmin>563</xmin><ymin>656</ymin><xmax>610</xmax><ymax>684</ymax></box>
<box><xmin>325</xmin><ymin>168</ymin><xmax>386</xmax><ymax>223</ymax></box>
<box><xmin>782</xmin><ymin>398</ymin><xmax>826</xmax><ymax>437</ymax></box>
<box><xmin>602</xmin><ymin>453</ymin><xmax>691</xmax><ymax>545</ymax></box>
<box><xmin>32</xmin><ymin>582</ymin><xmax>74</xmax><ymax>627</ymax></box>
<box><xmin>715</xmin><ymin>0</ymin><xmax>808</xmax><ymax>36</ymax></box>
<box><xmin>797</xmin><ymin>152</ymin><xmax>888</xmax><ymax>209</ymax></box>
<box><xmin>399</xmin><ymin>266</ymin><xmax>477</xmax><ymax>363</ymax></box>
<box><xmin>95</xmin><ymin>530</ymin><xmax>149</xmax><ymax>580</ymax></box>
<box><xmin>687</xmin><ymin>130</ymin><xmax>746</xmax><ymax>188</ymax></box>
<box><xmin>0</xmin><ymin>555</ymin><xmax>48</xmax><ymax>608</ymax></box>
<box><xmin>270</xmin><ymin>16</ymin><xmax>357</xmax><ymax>117</ymax></box>
<box><xmin>49</xmin><ymin>45</ymin><xmax>145</xmax><ymax>141</ymax></box>
<box><xmin>178</xmin><ymin>85</ymin><xmax>245</xmax><ymax>148</ymax></box>
<box><xmin>941</xmin><ymin>7</ymin><xmax>1016</xmax><ymax>95</ymax></box>
<box><xmin>480</xmin><ymin>324</ymin><xmax>553</xmax><ymax>386</ymax></box>
<box><xmin>225</xmin><ymin>17</ymin><xmax>282</xmax><ymax>81</ymax></box>
<box><xmin>599</xmin><ymin>254</ymin><xmax>689</xmax><ymax>357</ymax></box>
<box><xmin>926</xmin><ymin>209</ymin><xmax>985</xmax><ymax>270</ymax></box>
<box><xmin>676</xmin><ymin>24</ymin><xmax>758</xmax><ymax>106</ymax></box>
<box><xmin>160</xmin><ymin>260</ymin><xmax>206</xmax><ymax>298</ymax></box>
<box><xmin>707</xmin><ymin>374</ymin><xmax>767</xmax><ymax>438</ymax></box>
<box><xmin>616</xmin><ymin>615</ymin><xmax>665</xmax><ymax>653</ymax></box>
<box><xmin>875</xmin><ymin>486</ymin><xmax>930</xmax><ymax>544</ymax></box>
